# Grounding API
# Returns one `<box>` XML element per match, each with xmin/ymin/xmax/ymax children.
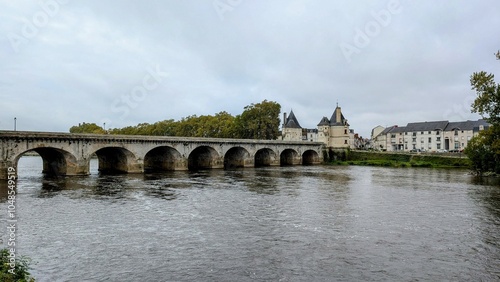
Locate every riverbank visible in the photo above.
<box><xmin>327</xmin><ymin>150</ymin><xmax>471</xmax><ymax>169</ymax></box>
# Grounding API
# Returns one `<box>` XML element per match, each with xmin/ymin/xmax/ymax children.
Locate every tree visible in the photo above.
<box><xmin>465</xmin><ymin>51</ymin><xmax>500</xmax><ymax>174</ymax></box>
<box><xmin>464</xmin><ymin>127</ymin><xmax>500</xmax><ymax>174</ymax></box>
<box><xmin>0</xmin><ymin>248</ymin><xmax>35</xmax><ymax>282</ymax></box>
<box><xmin>69</xmin><ymin>122</ymin><xmax>106</xmax><ymax>134</ymax></box>
<box><xmin>68</xmin><ymin>100</ymin><xmax>281</xmax><ymax>139</ymax></box>
<box><xmin>470</xmin><ymin>71</ymin><xmax>500</xmax><ymax>125</ymax></box>
<box><xmin>233</xmin><ymin>100</ymin><xmax>281</xmax><ymax>139</ymax></box>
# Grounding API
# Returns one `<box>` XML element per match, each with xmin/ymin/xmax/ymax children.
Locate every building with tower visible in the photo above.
<box><xmin>281</xmin><ymin>110</ymin><xmax>303</xmax><ymax>141</ymax></box>
<box><xmin>281</xmin><ymin>105</ymin><xmax>353</xmax><ymax>149</ymax></box>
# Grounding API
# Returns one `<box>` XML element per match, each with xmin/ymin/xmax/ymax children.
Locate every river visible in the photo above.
<box><xmin>1</xmin><ymin>156</ymin><xmax>499</xmax><ymax>281</ymax></box>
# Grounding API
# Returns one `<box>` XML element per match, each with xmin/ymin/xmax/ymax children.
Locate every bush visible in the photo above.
<box><xmin>0</xmin><ymin>249</ymin><xmax>35</xmax><ymax>282</ymax></box>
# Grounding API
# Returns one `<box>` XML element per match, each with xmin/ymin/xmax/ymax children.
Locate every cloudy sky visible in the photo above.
<box><xmin>1</xmin><ymin>0</ymin><xmax>499</xmax><ymax>137</ymax></box>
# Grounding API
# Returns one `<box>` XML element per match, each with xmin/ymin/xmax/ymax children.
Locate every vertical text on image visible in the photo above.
<box><xmin>6</xmin><ymin>167</ymin><xmax>17</xmax><ymax>274</ymax></box>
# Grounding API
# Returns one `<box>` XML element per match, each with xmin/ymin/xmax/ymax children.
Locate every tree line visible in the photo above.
<box><xmin>69</xmin><ymin>100</ymin><xmax>281</xmax><ymax>140</ymax></box>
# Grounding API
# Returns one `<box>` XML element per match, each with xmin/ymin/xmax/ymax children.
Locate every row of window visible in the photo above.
<box><xmin>392</xmin><ymin>136</ymin><xmax>472</xmax><ymax>143</ymax></box>
<box><xmin>391</xmin><ymin>129</ymin><xmax>468</xmax><ymax>138</ymax></box>
<box><xmin>404</xmin><ymin>142</ymin><xmax>464</xmax><ymax>150</ymax></box>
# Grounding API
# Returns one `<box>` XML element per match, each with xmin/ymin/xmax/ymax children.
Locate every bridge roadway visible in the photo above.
<box><xmin>0</xmin><ymin>131</ymin><xmax>324</xmax><ymax>179</ymax></box>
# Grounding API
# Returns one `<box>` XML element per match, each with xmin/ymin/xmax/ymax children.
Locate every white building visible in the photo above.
<box><xmin>371</xmin><ymin>119</ymin><xmax>490</xmax><ymax>152</ymax></box>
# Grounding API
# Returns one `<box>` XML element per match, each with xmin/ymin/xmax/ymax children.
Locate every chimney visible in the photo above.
<box><xmin>283</xmin><ymin>112</ymin><xmax>287</xmax><ymax>128</ymax></box>
<box><xmin>336</xmin><ymin>107</ymin><xmax>341</xmax><ymax>123</ymax></box>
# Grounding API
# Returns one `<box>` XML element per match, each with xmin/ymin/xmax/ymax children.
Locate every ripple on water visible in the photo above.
<box><xmin>0</xmin><ymin>157</ymin><xmax>499</xmax><ymax>281</ymax></box>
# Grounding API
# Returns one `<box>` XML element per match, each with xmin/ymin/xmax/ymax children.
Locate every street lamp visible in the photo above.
<box><xmin>14</xmin><ymin>117</ymin><xmax>16</xmax><ymax>131</ymax></box>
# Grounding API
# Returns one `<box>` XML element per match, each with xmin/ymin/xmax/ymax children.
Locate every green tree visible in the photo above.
<box><xmin>0</xmin><ymin>248</ymin><xmax>35</xmax><ymax>282</ymax></box>
<box><xmin>69</xmin><ymin>122</ymin><xmax>105</xmax><ymax>134</ymax></box>
<box><xmin>465</xmin><ymin>51</ymin><xmax>500</xmax><ymax>174</ymax></box>
<box><xmin>69</xmin><ymin>100</ymin><xmax>280</xmax><ymax>139</ymax></box>
<box><xmin>233</xmin><ymin>100</ymin><xmax>281</xmax><ymax>139</ymax></box>
<box><xmin>151</xmin><ymin>119</ymin><xmax>178</xmax><ymax>136</ymax></box>
<box><xmin>464</xmin><ymin>128</ymin><xmax>499</xmax><ymax>174</ymax></box>
<box><xmin>471</xmin><ymin>71</ymin><xmax>500</xmax><ymax>125</ymax></box>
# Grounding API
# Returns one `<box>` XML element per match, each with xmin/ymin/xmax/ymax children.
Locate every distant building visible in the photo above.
<box><xmin>371</xmin><ymin>119</ymin><xmax>490</xmax><ymax>152</ymax></box>
<box><xmin>281</xmin><ymin>110</ymin><xmax>303</xmax><ymax>141</ymax></box>
<box><xmin>281</xmin><ymin>105</ymin><xmax>360</xmax><ymax>149</ymax></box>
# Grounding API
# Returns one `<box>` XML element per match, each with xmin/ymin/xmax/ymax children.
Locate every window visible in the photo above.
<box><xmin>344</xmin><ymin>129</ymin><xmax>347</xmax><ymax>134</ymax></box>
<box><xmin>437</xmin><ymin>143</ymin><xmax>441</xmax><ymax>149</ymax></box>
<box><xmin>436</xmin><ymin>130</ymin><xmax>440</xmax><ymax>135</ymax></box>
<box><xmin>391</xmin><ymin>134</ymin><xmax>396</xmax><ymax>138</ymax></box>
<box><xmin>412</xmin><ymin>138</ymin><xmax>416</xmax><ymax>142</ymax></box>
<box><xmin>428</xmin><ymin>131</ymin><xmax>431</xmax><ymax>134</ymax></box>
<box><xmin>344</xmin><ymin>140</ymin><xmax>348</xmax><ymax>144</ymax></box>
<box><xmin>461</xmin><ymin>136</ymin><xmax>464</xmax><ymax>140</ymax></box>
<box><xmin>454</xmin><ymin>142</ymin><xmax>460</xmax><ymax>149</ymax></box>
<box><xmin>428</xmin><ymin>137</ymin><xmax>432</xmax><ymax>143</ymax></box>
<box><xmin>412</xmin><ymin>132</ymin><xmax>416</xmax><ymax>136</ymax></box>
<box><xmin>454</xmin><ymin>130</ymin><xmax>458</xmax><ymax>136</ymax></box>
<box><xmin>421</xmin><ymin>131</ymin><xmax>424</xmax><ymax>134</ymax></box>
<box><xmin>437</xmin><ymin>137</ymin><xmax>441</xmax><ymax>141</ymax></box>
<box><xmin>405</xmin><ymin>132</ymin><xmax>408</xmax><ymax>135</ymax></box>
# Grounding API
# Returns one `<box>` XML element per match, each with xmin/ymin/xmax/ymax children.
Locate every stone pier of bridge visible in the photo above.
<box><xmin>0</xmin><ymin>131</ymin><xmax>324</xmax><ymax>179</ymax></box>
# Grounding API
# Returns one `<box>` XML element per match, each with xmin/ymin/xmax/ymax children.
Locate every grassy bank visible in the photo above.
<box><xmin>327</xmin><ymin>150</ymin><xmax>471</xmax><ymax>169</ymax></box>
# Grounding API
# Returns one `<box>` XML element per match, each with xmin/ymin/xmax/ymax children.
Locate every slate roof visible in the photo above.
<box><xmin>284</xmin><ymin>110</ymin><xmax>302</xmax><ymax>129</ymax></box>
<box><xmin>317</xmin><ymin>116</ymin><xmax>330</xmax><ymax>126</ymax></box>
<box><xmin>445</xmin><ymin>119</ymin><xmax>489</xmax><ymax>132</ymax></box>
<box><xmin>330</xmin><ymin>107</ymin><xmax>348</xmax><ymax>126</ymax></box>
<box><xmin>390</xmin><ymin>126</ymin><xmax>407</xmax><ymax>134</ymax></box>
<box><xmin>405</xmin><ymin>121</ymin><xmax>449</xmax><ymax>132</ymax></box>
<box><xmin>379</xmin><ymin>125</ymin><xmax>398</xmax><ymax>136</ymax></box>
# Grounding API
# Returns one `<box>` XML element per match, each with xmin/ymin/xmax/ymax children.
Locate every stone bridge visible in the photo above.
<box><xmin>0</xmin><ymin>131</ymin><xmax>324</xmax><ymax>179</ymax></box>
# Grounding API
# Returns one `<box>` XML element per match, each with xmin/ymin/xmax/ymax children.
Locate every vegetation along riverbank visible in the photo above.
<box><xmin>326</xmin><ymin>150</ymin><xmax>471</xmax><ymax>169</ymax></box>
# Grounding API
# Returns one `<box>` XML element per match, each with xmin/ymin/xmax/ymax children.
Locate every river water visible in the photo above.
<box><xmin>1</xmin><ymin>156</ymin><xmax>499</xmax><ymax>281</ymax></box>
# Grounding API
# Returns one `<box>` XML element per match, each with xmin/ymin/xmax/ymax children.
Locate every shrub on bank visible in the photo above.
<box><xmin>328</xmin><ymin>151</ymin><xmax>471</xmax><ymax>169</ymax></box>
<box><xmin>0</xmin><ymin>249</ymin><xmax>35</xmax><ymax>282</ymax></box>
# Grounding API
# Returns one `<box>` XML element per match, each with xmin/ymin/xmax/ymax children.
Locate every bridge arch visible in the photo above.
<box><xmin>302</xmin><ymin>150</ymin><xmax>320</xmax><ymax>165</ymax></box>
<box><xmin>93</xmin><ymin>147</ymin><xmax>137</xmax><ymax>174</ymax></box>
<box><xmin>144</xmin><ymin>146</ymin><xmax>183</xmax><ymax>173</ymax></box>
<box><xmin>254</xmin><ymin>148</ymin><xmax>277</xmax><ymax>167</ymax></box>
<box><xmin>188</xmin><ymin>146</ymin><xmax>221</xmax><ymax>171</ymax></box>
<box><xmin>224</xmin><ymin>147</ymin><xmax>250</xmax><ymax>169</ymax></box>
<box><xmin>280</xmin><ymin>149</ymin><xmax>299</xmax><ymax>166</ymax></box>
<box><xmin>14</xmin><ymin>148</ymin><xmax>78</xmax><ymax>178</ymax></box>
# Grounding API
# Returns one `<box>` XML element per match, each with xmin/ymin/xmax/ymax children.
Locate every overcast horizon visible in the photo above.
<box><xmin>1</xmin><ymin>0</ymin><xmax>499</xmax><ymax>138</ymax></box>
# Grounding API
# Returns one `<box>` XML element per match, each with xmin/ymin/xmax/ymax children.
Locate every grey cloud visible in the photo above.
<box><xmin>1</xmin><ymin>0</ymin><xmax>498</xmax><ymax>137</ymax></box>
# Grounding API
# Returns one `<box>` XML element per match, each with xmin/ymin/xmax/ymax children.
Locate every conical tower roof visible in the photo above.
<box><xmin>317</xmin><ymin>116</ymin><xmax>330</xmax><ymax>126</ymax></box>
<box><xmin>284</xmin><ymin>109</ymin><xmax>302</xmax><ymax>129</ymax></box>
<box><xmin>330</xmin><ymin>106</ymin><xmax>348</xmax><ymax>126</ymax></box>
